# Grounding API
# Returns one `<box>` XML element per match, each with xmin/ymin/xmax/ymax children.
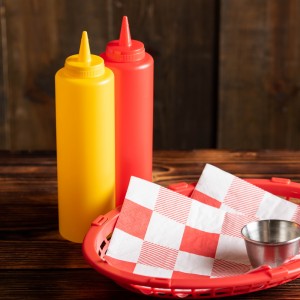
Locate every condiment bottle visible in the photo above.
<box><xmin>101</xmin><ymin>16</ymin><xmax>154</xmax><ymax>207</ymax></box>
<box><xmin>55</xmin><ymin>31</ymin><xmax>115</xmax><ymax>243</ymax></box>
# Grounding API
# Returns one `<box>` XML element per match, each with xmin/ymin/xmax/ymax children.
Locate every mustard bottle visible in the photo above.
<box><xmin>55</xmin><ymin>31</ymin><xmax>115</xmax><ymax>243</ymax></box>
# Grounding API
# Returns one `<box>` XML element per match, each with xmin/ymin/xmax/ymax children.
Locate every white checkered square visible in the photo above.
<box><xmin>125</xmin><ymin>176</ymin><xmax>160</xmax><ymax>210</ymax></box>
<box><xmin>215</xmin><ymin>235</ymin><xmax>250</xmax><ymax>265</ymax></box>
<box><xmin>174</xmin><ymin>251</ymin><xmax>214</xmax><ymax>276</ymax></box>
<box><xmin>256</xmin><ymin>192</ymin><xmax>298</xmax><ymax>220</ymax></box>
<box><xmin>134</xmin><ymin>264</ymin><xmax>173</xmax><ymax>278</ymax></box>
<box><xmin>187</xmin><ymin>200</ymin><xmax>225</xmax><ymax>234</ymax></box>
<box><xmin>106</xmin><ymin>228</ymin><xmax>143</xmax><ymax>263</ymax></box>
<box><xmin>144</xmin><ymin>211</ymin><xmax>185</xmax><ymax>249</ymax></box>
<box><xmin>195</xmin><ymin>164</ymin><xmax>233</xmax><ymax>203</ymax></box>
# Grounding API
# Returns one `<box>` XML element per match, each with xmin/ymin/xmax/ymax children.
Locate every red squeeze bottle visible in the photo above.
<box><xmin>101</xmin><ymin>16</ymin><xmax>154</xmax><ymax>207</ymax></box>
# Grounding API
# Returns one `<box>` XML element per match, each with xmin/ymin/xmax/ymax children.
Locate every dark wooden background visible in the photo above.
<box><xmin>1</xmin><ymin>0</ymin><xmax>300</xmax><ymax>151</ymax></box>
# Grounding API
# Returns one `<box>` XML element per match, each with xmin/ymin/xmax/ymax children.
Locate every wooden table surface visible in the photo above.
<box><xmin>2</xmin><ymin>150</ymin><xmax>300</xmax><ymax>299</ymax></box>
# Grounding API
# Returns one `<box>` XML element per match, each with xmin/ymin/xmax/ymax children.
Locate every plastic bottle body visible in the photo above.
<box><xmin>101</xmin><ymin>52</ymin><xmax>154</xmax><ymax>207</ymax></box>
<box><xmin>55</xmin><ymin>68</ymin><xmax>115</xmax><ymax>243</ymax></box>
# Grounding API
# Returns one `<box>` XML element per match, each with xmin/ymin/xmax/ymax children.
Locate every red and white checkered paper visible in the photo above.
<box><xmin>105</xmin><ymin>166</ymin><xmax>300</xmax><ymax>279</ymax></box>
<box><xmin>106</xmin><ymin>176</ymin><xmax>256</xmax><ymax>279</ymax></box>
<box><xmin>191</xmin><ymin>164</ymin><xmax>300</xmax><ymax>222</ymax></box>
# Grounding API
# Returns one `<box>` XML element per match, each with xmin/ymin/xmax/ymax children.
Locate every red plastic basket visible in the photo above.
<box><xmin>82</xmin><ymin>178</ymin><xmax>300</xmax><ymax>298</ymax></box>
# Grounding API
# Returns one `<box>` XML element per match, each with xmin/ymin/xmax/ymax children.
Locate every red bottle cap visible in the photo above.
<box><xmin>105</xmin><ymin>16</ymin><xmax>145</xmax><ymax>62</ymax></box>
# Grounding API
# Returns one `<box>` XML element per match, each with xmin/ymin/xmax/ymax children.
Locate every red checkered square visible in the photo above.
<box><xmin>221</xmin><ymin>212</ymin><xmax>256</xmax><ymax>238</ymax></box>
<box><xmin>154</xmin><ymin>187</ymin><xmax>192</xmax><ymax>224</ymax></box>
<box><xmin>223</xmin><ymin>177</ymin><xmax>265</xmax><ymax>216</ymax></box>
<box><xmin>180</xmin><ymin>226</ymin><xmax>219</xmax><ymax>258</ymax></box>
<box><xmin>138</xmin><ymin>241</ymin><xmax>178</xmax><ymax>270</ymax></box>
<box><xmin>116</xmin><ymin>199</ymin><xmax>152</xmax><ymax>239</ymax></box>
<box><xmin>211</xmin><ymin>259</ymin><xmax>250</xmax><ymax>277</ymax></box>
<box><xmin>191</xmin><ymin>189</ymin><xmax>222</xmax><ymax>208</ymax></box>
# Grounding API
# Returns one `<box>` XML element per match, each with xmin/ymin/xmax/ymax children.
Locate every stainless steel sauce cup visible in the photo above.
<box><xmin>241</xmin><ymin>219</ymin><xmax>300</xmax><ymax>268</ymax></box>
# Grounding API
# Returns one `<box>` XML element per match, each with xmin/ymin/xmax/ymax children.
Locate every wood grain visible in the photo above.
<box><xmin>0</xmin><ymin>0</ymin><xmax>10</xmax><ymax>149</ymax></box>
<box><xmin>0</xmin><ymin>270</ymin><xmax>142</xmax><ymax>300</ymax></box>
<box><xmin>0</xmin><ymin>0</ymin><xmax>217</xmax><ymax>151</ymax></box>
<box><xmin>2</xmin><ymin>1</ymin><xmax>300</xmax><ymax>151</ymax></box>
<box><xmin>1</xmin><ymin>269</ymin><xmax>300</xmax><ymax>300</ymax></box>
<box><xmin>218</xmin><ymin>0</ymin><xmax>300</xmax><ymax>149</ymax></box>
<box><xmin>111</xmin><ymin>0</ymin><xmax>218</xmax><ymax>149</ymax></box>
<box><xmin>4</xmin><ymin>0</ymin><xmax>58</xmax><ymax>150</ymax></box>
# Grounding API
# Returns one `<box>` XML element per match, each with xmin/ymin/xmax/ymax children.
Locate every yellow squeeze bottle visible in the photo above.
<box><xmin>55</xmin><ymin>31</ymin><xmax>115</xmax><ymax>243</ymax></box>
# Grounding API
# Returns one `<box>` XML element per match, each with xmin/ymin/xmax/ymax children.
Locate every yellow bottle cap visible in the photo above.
<box><xmin>64</xmin><ymin>31</ymin><xmax>105</xmax><ymax>78</ymax></box>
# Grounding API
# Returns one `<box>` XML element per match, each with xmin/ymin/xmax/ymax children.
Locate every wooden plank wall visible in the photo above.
<box><xmin>0</xmin><ymin>0</ymin><xmax>217</xmax><ymax>151</ymax></box>
<box><xmin>1</xmin><ymin>0</ymin><xmax>300</xmax><ymax>151</ymax></box>
<box><xmin>218</xmin><ymin>0</ymin><xmax>300</xmax><ymax>150</ymax></box>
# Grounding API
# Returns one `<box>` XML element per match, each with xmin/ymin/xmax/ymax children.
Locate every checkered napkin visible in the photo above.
<box><xmin>191</xmin><ymin>164</ymin><xmax>300</xmax><ymax>222</ymax></box>
<box><xmin>105</xmin><ymin>176</ymin><xmax>256</xmax><ymax>279</ymax></box>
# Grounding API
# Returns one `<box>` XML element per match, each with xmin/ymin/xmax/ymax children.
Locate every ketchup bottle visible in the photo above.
<box><xmin>55</xmin><ymin>32</ymin><xmax>115</xmax><ymax>242</ymax></box>
<box><xmin>101</xmin><ymin>16</ymin><xmax>154</xmax><ymax>207</ymax></box>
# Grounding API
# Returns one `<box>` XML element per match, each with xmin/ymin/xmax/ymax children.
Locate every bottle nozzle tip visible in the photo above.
<box><xmin>79</xmin><ymin>31</ymin><xmax>92</xmax><ymax>63</ymax></box>
<box><xmin>119</xmin><ymin>16</ymin><xmax>132</xmax><ymax>47</ymax></box>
